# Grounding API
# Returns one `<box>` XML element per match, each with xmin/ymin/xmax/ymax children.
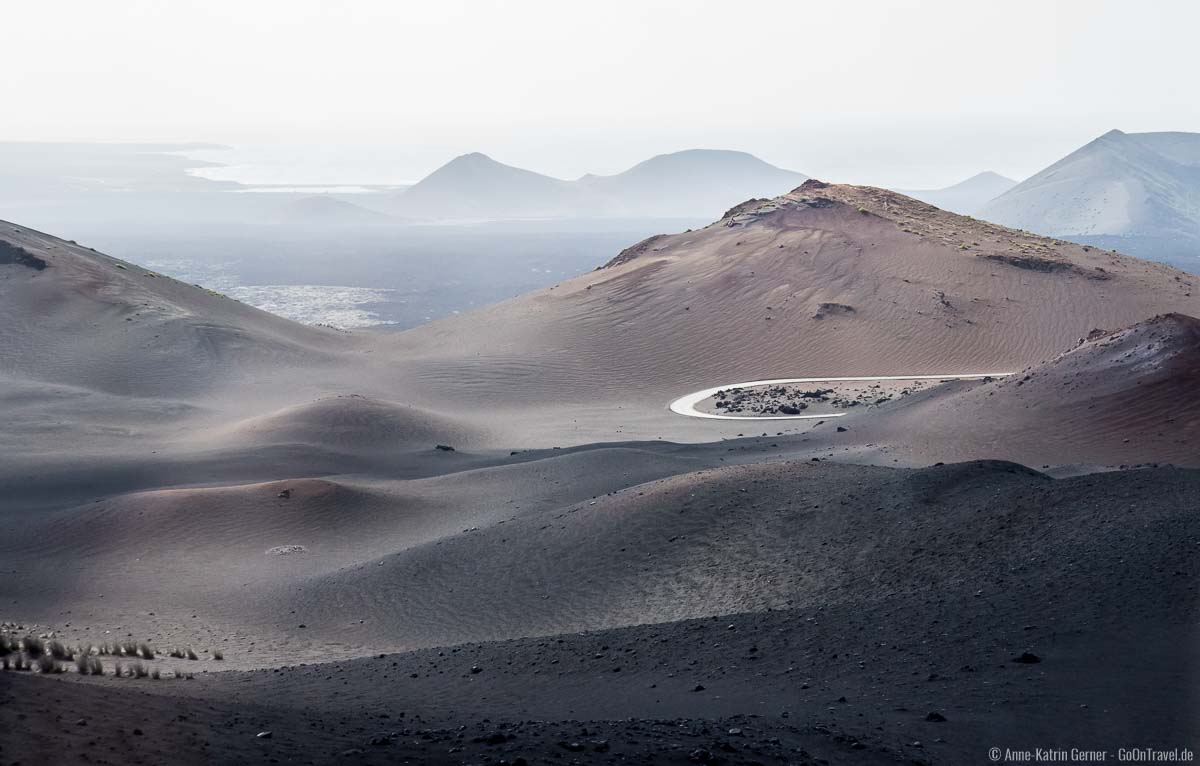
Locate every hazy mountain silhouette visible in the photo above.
<box><xmin>390</xmin><ymin>149</ymin><xmax>806</xmax><ymax>221</ymax></box>
<box><xmin>901</xmin><ymin>170</ymin><xmax>1016</xmax><ymax>215</ymax></box>
<box><xmin>980</xmin><ymin>130</ymin><xmax>1200</xmax><ymax>269</ymax></box>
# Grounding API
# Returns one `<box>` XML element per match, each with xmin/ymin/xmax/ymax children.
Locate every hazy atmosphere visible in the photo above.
<box><xmin>5</xmin><ymin>0</ymin><xmax>1199</xmax><ymax>187</ymax></box>
<box><xmin>4</xmin><ymin>3</ymin><xmax>1200</xmax><ymax>765</ymax></box>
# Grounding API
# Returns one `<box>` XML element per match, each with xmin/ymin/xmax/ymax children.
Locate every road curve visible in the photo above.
<box><xmin>669</xmin><ymin>373</ymin><xmax>1016</xmax><ymax>420</ymax></box>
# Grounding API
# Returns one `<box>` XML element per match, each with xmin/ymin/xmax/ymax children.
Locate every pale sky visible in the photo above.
<box><xmin>3</xmin><ymin>0</ymin><xmax>1197</xmax><ymax>187</ymax></box>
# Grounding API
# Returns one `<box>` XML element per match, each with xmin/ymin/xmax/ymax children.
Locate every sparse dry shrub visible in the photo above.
<box><xmin>36</xmin><ymin>654</ymin><xmax>59</xmax><ymax>673</ymax></box>
<box><xmin>22</xmin><ymin>636</ymin><xmax>45</xmax><ymax>658</ymax></box>
<box><xmin>76</xmin><ymin>655</ymin><xmax>104</xmax><ymax>675</ymax></box>
<box><xmin>186</xmin><ymin>648</ymin><xmax>198</xmax><ymax>661</ymax></box>
<box><xmin>48</xmin><ymin>640</ymin><xmax>73</xmax><ymax>660</ymax></box>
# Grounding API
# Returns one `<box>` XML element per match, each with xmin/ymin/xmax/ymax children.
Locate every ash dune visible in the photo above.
<box><xmin>6</xmin><ymin>462</ymin><xmax>1198</xmax><ymax>763</ymax></box>
<box><xmin>866</xmin><ymin>313</ymin><xmax>1200</xmax><ymax>467</ymax></box>
<box><xmin>0</xmin><ymin>220</ymin><xmax>349</xmax><ymax>398</ymax></box>
<box><xmin>213</xmin><ymin>394</ymin><xmax>487</xmax><ymax>452</ymax></box>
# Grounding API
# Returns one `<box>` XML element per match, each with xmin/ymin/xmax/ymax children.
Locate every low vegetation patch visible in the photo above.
<box><xmin>0</xmin><ymin>630</ymin><xmax>212</xmax><ymax>679</ymax></box>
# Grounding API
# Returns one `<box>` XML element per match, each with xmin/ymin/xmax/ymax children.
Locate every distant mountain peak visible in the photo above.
<box><xmin>621</xmin><ymin>149</ymin><xmax>804</xmax><ymax>178</ymax></box>
<box><xmin>980</xmin><ymin>128</ymin><xmax>1200</xmax><ymax>254</ymax></box>
<box><xmin>392</xmin><ymin>148</ymin><xmax>808</xmax><ymax>221</ymax></box>
<box><xmin>448</xmin><ymin>151</ymin><xmax>499</xmax><ymax>165</ymax></box>
<box><xmin>897</xmin><ymin>172</ymin><xmax>1017</xmax><ymax>216</ymax></box>
<box><xmin>964</xmin><ymin>170</ymin><xmax>1016</xmax><ymax>184</ymax></box>
<box><xmin>434</xmin><ymin>152</ymin><xmax>516</xmax><ymax>174</ymax></box>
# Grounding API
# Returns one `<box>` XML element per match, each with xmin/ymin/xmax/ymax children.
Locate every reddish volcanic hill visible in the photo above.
<box><xmin>872</xmin><ymin>313</ymin><xmax>1200</xmax><ymax>466</ymax></box>
<box><xmin>387</xmin><ymin>180</ymin><xmax>1200</xmax><ymax>419</ymax></box>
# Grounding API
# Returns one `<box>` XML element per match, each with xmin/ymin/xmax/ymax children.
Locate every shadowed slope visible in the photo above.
<box><xmin>0</xmin><ymin>220</ymin><xmax>349</xmax><ymax>397</ymax></box>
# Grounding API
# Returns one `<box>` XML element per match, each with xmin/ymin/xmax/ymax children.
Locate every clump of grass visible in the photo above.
<box><xmin>137</xmin><ymin>642</ymin><xmax>155</xmax><ymax>660</ymax></box>
<box><xmin>76</xmin><ymin>655</ymin><xmax>104</xmax><ymax>675</ymax></box>
<box><xmin>169</xmin><ymin>648</ymin><xmax>185</xmax><ymax>659</ymax></box>
<box><xmin>0</xmin><ymin>635</ymin><xmax>12</xmax><ymax>657</ymax></box>
<box><xmin>120</xmin><ymin>641</ymin><xmax>138</xmax><ymax>657</ymax></box>
<box><xmin>211</xmin><ymin>649</ymin><xmax>223</xmax><ymax>661</ymax></box>
<box><xmin>36</xmin><ymin>654</ymin><xmax>62</xmax><ymax>673</ymax></box>
<box><xmin>150</xmin><ymin>667</ymin><xmax>161</xmax><ymax>680</ymax></box>
<box><xmin>131</xmin><ymin>661</ymin><xmax>149</xmax><ymax>678</ymax></box>
<box><xmin>48</xmin><ymin>640</ymin><xmax>73</xmax><ymax>660</ymax></box>
<box><xmin>186</xmin><ymin>648</ymin><xmax>198</xmax><ymax>661</ymax></box>
<box><xmin>22</xmin><ymin>636</ymin><xmax>45</xmax><ymax>658</ymax></box>
<box><xmin>114</xmin><ymin>661</ymin><xmax>124</xmax><ymax>677</ymax></box>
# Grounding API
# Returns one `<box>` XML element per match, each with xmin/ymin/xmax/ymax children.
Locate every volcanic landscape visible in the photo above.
<box><xmin>3</xmin><ymin>181</ymin><xmax>1199</xmax><ymax>765</ymax></box>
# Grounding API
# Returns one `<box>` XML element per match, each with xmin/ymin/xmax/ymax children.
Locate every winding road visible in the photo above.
<box><xmin>669</xmin><ymin>373</ymin><xmax>1015</xmax><ymax>420</ymax></box>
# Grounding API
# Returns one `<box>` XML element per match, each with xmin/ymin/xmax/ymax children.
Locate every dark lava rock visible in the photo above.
<box><xmin>435</xmin><ymin>444</ymin><xmax>456</xmax><ymax>452</ymax></box>
<box><xmin>0</xmin><ymin>241</ymin><xmax>48</xmax><ymax>271</ymax></box>
<box><xmin>277</xmin><ymin>489</ymin><xmax>292</xmax><ymax>499</ymax></box>
<box><xmin>925</xmin><ymin>712</ymin><xmax>947</xmax><ymax>722</ymax></box>
<box><xmin>813</xmin><ymin>302</ymin><xmax>856</xmax><ymax>320</ymax></box>
<box><xmin>1013</xmin><ymin>652</ymin><xmax>1042</xmax><ymax>664</ymax></box>
<box><xmin>689</xmin><ymin>748</ymin><xmax>716</xmax><ymax>763</ymax></box>
<box><xmin>692</xmin><ymin>683</ymin><xmax>706</xmax><ymax>692</ymax></box>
